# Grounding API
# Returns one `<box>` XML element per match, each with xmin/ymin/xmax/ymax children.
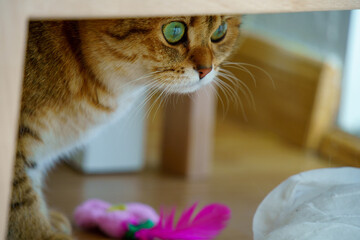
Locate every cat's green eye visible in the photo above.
<box><xmin>162</xmin><ymin>22</ymin><xmax>186</xmax><ymax>44</ymax></box>
<box><xmin>211</xmin><ymin>21</ymin><xmax>228</xmax><ymax>42</ymax></box>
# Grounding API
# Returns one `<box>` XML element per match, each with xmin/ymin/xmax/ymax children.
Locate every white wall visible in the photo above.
<box><xmin>242</xmin><ymin>11</ymin><xmax>350</xmax><ymax>63</ymax></box>
<box><xmin>338</xmin><ymin>10</ymin><xmax>360</xmax><ymax>136</ymax></box>
<box><xmin>70</xmin><ymin>94</ymin><xmax>147</xmax><ymax>173</ymax></box>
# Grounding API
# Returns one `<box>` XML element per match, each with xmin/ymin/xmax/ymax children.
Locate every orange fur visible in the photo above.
<box><xmin>10</xmin><ymin>16</ymin><xmax>241</xmax><ymax>239</ymax></box>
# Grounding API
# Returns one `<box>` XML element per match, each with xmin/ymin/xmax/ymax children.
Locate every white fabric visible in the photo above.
<box><xmin>253</xmin><ymin>167</ymin><xmax>360</xmax><ymax>240</ymax></box>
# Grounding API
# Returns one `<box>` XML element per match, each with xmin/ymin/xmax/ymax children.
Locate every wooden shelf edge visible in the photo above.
<box><xmin>19</xmin><ymin>0</ymin><xmax>360</xmax><ymax>19</ymax></box>
<box><xmin>319</xmin><ymin>129</ymin><xmax>360</xmax><ymax>167</ymax></box>
<box><xmin>304</xmin><ymin>58</ymin><xmax>342</xmax><ymax>149</ymax></box>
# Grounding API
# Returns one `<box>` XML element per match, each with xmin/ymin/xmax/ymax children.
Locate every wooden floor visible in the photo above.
<box><xmin>45</xmin><ymin>115</ymin><xmax>338</xmax><ymax>240</ymax></box>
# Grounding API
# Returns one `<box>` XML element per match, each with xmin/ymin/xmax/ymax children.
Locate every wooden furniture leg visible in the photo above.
<box><xmin>0</xmin><ymin>2</ymin><xmax>27</xmax><ymax>238</ymax></box>
<box><xmin>161</xmin><ymin>85</ymin><xmax>216</xmax><ymax>179</ymax></box>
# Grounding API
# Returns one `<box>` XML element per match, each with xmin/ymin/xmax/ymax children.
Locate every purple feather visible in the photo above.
<box><xmin>176</xmin><ymin>204</ymin><xmax>198</xmax><ymax>229</ymax></box>
<box><xmin>135</xmin><ymin>203</ymin><xmax>231</xmax><ymax>240</ymax></box>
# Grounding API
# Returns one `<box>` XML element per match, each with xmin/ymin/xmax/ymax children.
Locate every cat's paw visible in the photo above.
<box><xmin>50</xmin><ymin>210</ymin><xmax>72</xmax><ymax>235</ymax></box>
<box><xmin>47</xmin><ymin>233</ymin><xmax>75</xmax><ymax>240</ymax></box>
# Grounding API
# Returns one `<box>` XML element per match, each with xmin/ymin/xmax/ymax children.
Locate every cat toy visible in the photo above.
<box><xmin>74</xmin><ymin>199</ymin><xmax>231</xmax><ymax>240</ymax></box>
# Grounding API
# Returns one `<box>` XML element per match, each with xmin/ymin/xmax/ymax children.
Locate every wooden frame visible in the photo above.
<box><xmin>221</xmin><ymin>34</ymin><xmax>341</xmax><ymax>148</ymax></box>
<box><xmin>0</xmin><ymin>2</ymin><xmax>28</xmax><ymax>238</ymax></box>
<box><xmin>10</xmin><ymin>0</ymin><xmax>360</xmax><ymax>19</ymax></box>
<box><xmin>1</xmin><ymin>0</ymin><xmax>359</xmax><ymax>238</ymax></box>
<box><xmin>319</xmin><ymin>129</ymin><xmax>360</xmax><ymax>167</ymax></box>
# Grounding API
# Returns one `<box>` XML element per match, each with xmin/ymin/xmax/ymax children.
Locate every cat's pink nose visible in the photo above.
<box><xmin>197</xmin><ymin>67</ymin><xmax>212</xmax><ymax>79</ymax></box>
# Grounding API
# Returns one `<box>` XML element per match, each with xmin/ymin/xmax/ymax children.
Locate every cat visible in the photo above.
<box><xmin>9</xmin><ymin>15</ymin><xmax>241</xmax><ymax>239</ymax></box>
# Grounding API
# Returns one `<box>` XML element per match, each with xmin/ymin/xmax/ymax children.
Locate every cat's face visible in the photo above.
<box><xmin>79</xmin><ymin>16</ymin><xmax>241</xmax><ymax>93</ymax></box>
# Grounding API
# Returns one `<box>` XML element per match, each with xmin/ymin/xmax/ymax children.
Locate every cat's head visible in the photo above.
<box><xmin>79</xmin><ymin>16</ymin><xmax>241</xmax><ymax>93</ymax></box>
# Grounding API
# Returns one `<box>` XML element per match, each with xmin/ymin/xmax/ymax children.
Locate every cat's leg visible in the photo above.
<box><xmin>27</xmin><ymin>166</ymin><xmax>73</xmax><ymax>235</ymax></box>
<box><xmin>7</xmin><ymin>151</ymin><xmax>73</xmax><ymax>240</ymax></box>
<box><xmin>50</xmin><ymin>210</ymin><xmax>72</xmax><ymax>235</ymax></box>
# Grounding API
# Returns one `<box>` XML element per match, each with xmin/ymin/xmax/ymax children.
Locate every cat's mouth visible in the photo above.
<box><xmin>160</xmin><ymin>70</ymin><xmax>216</xmax><ymax>94</ymax></box>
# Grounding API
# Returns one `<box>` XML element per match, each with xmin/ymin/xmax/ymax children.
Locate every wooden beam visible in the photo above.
<box><xmin>21</xmin><ymin>0</ymin><xmax>360</xmax><ymax>19</ymax></box>
<box><xmin>161</xmin><ymin>86</ymin><xmax>216</xmax><ymax>179</ymax></box>
<box><xmin>319</xmin><ymin>129</ymin><xmax>360</xmax><ymax>167</ymax></box>
<box><xmin>0</xmin><ymin>1</ymin><xmax>27</xmax><ymax>238</ymax></box>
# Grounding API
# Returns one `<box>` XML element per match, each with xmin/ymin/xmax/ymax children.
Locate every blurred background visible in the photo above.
<box><xmin>46</xmin><ymin>10</ymin><xmax>360</xmax><ymax>240</ymax></box>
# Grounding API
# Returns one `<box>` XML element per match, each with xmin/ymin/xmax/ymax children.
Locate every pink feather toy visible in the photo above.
<box><xmin>74</xmin><ymin>199</ymin><xmax>231</xmax><ymax>240</ymax></box>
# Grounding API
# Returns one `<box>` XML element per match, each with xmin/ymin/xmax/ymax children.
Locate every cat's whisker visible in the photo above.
<box><xmin>112</xmin><ymin>79</ymin><xmax>159</xmax><ymax>129</ymax></box>
<box><xmin>218</xmin><ymin>69</ymin><xmax>256</xmax><ymax>110</ymax></box>
<box><xmin>131</xmin><ymin>81</ymin><xmax>162</xmax><ymax>119</ymax></box>
<box><xmin>219</xmin><ymin>63</ymin><xmax>258</xmax><ymax>110</ymax></box>
<box><xmin>219</xmin><ymin>69</ymin><xmax>253</xmax><ymax>99</ymax></box>
<box><xmin>222</xmin><ymin>61</ymin><xmax>275</xmax><ymax>88</ymax></box>
<box><xmin>136</xmin><ymin>90</ymin><xmax>159</xmax><ymax>121</ymax></box>
<box><xmin>212</xmin><ymin>78</ymin><xmax>231</xmax><ymax>115</ymax></box>
<box><xmin>145</xmin><ymin>82</ymin><xmax>168</xmax><ymax>119</ymax></box>
<box><xmin>141</xmin><ymin>82</ymin><xmax>162</xmax><ymax>104</ymax></box>
<box><xmin>210</xmin><ymin>82</ymin><xmax>225</xmax><ymax>114</ymax></box>
<box><xmin>215</xmin><ymin>77</ymin><xmax>241</xmax><ymax>111</ymax></box>
<box><xmin>162</xmin><ymin>85</ymin><xmax>176</xmax><ymax>115</ymax></box>
<box><xmin>159</xmin><ymin>86</ymin><xmax>172</xmax><ymax>114</ymax></box>
<box><xmin>222</xmin><ymin>61</ymin><xmax>257</xmax><ymax>87</ymax></box>
<box><xmin>130</xmin><ymin>92</ymin><xmax>153</xmax><ymax>121</ymax></box>
<box><xmin>211</xmin><ymin>80</ymin><xmax>227</xmax><ymax>117</ymax></box>
<box><xmin>215</xmin><ymin>72</ymin><xmax>240</xmax><ymax>103</ymax></box>
<box><xmin>122</xmin><ymin>71</ymin><xmax>163</xmax><ymax>89</ymax></box>
<box><xmin>216</xmin><ymin>76</ymin><xmax>248</xmax><ymax>121</ymax></box>
<box><xmin>151</xmin><ymin>83</ymin><xmax>172</xmax><ymax>121</ymax></box>
<box><xmin>163</xmin><ymin>85</ymin><xmax>179</xmax><ymax>111</ymax></box>
<box><xmin>133</xmin><ymin>70</ymin><xmax>163</xmax><ymax>82</ymax></box>
<box><xmin>137</xmin><ymin>89</ymin><xmax>156</xmax><ymax>112</ymax></box>
<box><xmin>154</xmin><ymin>84</ymin><xmax>174</xmax><ymax>119</ymax></box>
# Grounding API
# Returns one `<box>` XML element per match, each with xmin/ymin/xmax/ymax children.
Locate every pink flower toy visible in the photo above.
<box><xmin>74</xmin><ymin>199</ymin><xmax>231</xmax><ymax>240</ymax></box>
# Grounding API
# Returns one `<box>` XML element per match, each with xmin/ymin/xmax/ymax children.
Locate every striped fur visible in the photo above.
<box><xmin>10</xmin><ymin>16</ymin><xmax>241</xmax><ymax>239</ymax></box>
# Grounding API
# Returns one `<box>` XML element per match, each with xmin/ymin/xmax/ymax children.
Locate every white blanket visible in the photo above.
<box><xmin>253</xmin><ymin>167</ymin><xmax>360</xmax><ymax>240</ymax></box>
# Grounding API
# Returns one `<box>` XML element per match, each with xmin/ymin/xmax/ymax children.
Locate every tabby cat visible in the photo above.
<box><xmin>10</xmin><ymin>16</ymin><xmax>241</xmax><ymax>239</ymax></box>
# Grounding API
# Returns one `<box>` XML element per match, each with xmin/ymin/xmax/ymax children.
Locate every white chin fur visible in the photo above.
<box><xmin>167</xmin><ymin>70</ymin><xmax>216</xmax><ymax>94</ymax></box>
